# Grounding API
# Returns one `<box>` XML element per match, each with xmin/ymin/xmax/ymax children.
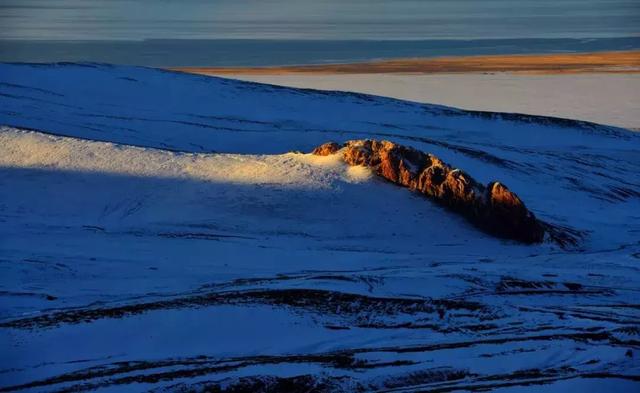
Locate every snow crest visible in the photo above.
<box><xmin>0</xmin><ymin>127</ymin><xmax>367</xmax><ymax>189</ymax></box>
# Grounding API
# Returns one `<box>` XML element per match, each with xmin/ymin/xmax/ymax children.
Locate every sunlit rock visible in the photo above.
<box><xmin>314</xmin><ymin>139</ymin><xmax>545</xmax><ymax>243</ymax></box>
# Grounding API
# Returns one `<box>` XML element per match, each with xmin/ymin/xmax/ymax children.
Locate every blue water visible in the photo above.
<box><xmin>0</xmin><ymin>0</ymin><xmax>638</xmax><ymax>66</ymax></box>
<box><xmin>2</xmin><ymin>37</ymin><xmax>639</xmax><ymax>67</ymax></box>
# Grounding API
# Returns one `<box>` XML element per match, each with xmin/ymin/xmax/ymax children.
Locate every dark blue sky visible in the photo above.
<box><xmin>1</xmin><ymin>0</ymin><xmax>638</xmax><ymax>41</ymax></box>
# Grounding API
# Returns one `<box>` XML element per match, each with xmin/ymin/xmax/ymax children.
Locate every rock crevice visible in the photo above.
<box><xmin>313</xmin><ymin>140</ymin><xmax>545</xmax><ymax>244</ymax></box>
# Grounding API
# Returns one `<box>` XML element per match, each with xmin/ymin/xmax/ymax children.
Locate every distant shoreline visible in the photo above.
<box><xmin>172</xmin><ymin>51</ymin><xmax>640</xmax><ymax>75</ymax></box>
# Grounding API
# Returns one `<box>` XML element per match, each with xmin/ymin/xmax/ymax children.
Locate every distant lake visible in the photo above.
<box><xmin>2</xmin><ymin>37</ymin><xmax>639</xmax><ymax>67</ymax></box>
<box><xmin>0</xmin><ymin>0</ymin><xmax>638</xmax><ymax>66</ymax></box>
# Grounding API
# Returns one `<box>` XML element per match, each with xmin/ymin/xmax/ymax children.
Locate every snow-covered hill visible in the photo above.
<box><xmin>0</xmin><ymin>63</ymin><xmax>639</xmax><ymax>392</ymax></box>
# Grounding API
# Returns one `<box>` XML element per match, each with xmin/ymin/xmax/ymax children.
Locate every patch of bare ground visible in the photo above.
<box><xmin>172</xmin><ymin>51</ymin><xmax>640</xmax><ymax>75</ymax></box>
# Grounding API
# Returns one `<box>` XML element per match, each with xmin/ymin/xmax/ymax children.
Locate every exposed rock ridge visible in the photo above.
<box><xmin>312</xmin><ymin>140</ymin><xmax>545</xmax><ymax>244</ymax></box>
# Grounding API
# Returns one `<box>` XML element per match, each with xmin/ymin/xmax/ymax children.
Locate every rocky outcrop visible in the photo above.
<box><xmin>312</xmin><ymin>140</ymin><xmax>545</xmax><ymax>244</ymax></box>
<box><xmin>312</xmin><ymin>142</ymin><xmax>342</xmax><ymax>156</ymax></box>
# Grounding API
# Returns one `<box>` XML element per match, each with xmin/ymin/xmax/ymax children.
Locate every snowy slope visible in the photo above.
<box><xmin>0</xmin><ymin>63</ymin><xmax>639</xmax><ymax>392</ymax></box>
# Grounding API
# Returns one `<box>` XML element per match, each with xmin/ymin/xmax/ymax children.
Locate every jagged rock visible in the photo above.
<box><xmin>312</xmin><ymin>142</ymin><xmax>342</xmax><ymax>156</ymax></box>
<box><xmin>312</xmin><ymin>139</ymin><xmax>545</xmax><ymax>244</ymax></box>
<box><xmin>484</xmin><ymin>182</ymin><xmax>544</xmax><ymax>243</ymax></box>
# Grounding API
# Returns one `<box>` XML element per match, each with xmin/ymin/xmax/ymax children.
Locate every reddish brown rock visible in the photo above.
<box><xmin>313</xmin><ymin>139</ymin><xmax>545</xmax><ymax>244</ymax></box>
<box><xmin>342</xmin><ymin>140</ymin><xmax>429</xmax><ymax>185</ymax></box>
<box><xmin>312</xmin><ymin>142</ymin><xmax>342</xmax><ymax>156</ymax></box>
<box><xmin>483</xmin><ymin>182</ymin><xmax>545</xmax><ymax>243</ymax></box>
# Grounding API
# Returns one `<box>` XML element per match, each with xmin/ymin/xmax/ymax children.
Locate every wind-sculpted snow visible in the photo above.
<box><xmin>0</xmin><ymin>63</ymin><xmax>640</xmax><ymax>392</ymax></box>
<box><xmin>1</xmin><ymin>127</ymin><xmax>639</xmax><ymax>392</ymax></box>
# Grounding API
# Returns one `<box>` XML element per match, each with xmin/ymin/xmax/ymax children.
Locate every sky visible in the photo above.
<box><xmin>1</xmin><ymin>0</ymin><xmax>639</xmax><ymax>41</ymax></box>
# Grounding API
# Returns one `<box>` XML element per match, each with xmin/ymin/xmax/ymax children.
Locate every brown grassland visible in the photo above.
<box><xmin>172</xmin><ymin>51</ymin><xmax>640</xmax><ymax>75</ymax></box>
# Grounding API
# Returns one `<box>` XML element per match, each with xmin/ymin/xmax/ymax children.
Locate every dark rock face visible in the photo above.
<box><xmin>313</xmin><ymin>139</ymin><xmax>545</xmax><ymax>244</ymax></box>
<box><xmin>484</xmin><ymin>182</ymin><xmax>544</xmax><ymax>243</ymax></box>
